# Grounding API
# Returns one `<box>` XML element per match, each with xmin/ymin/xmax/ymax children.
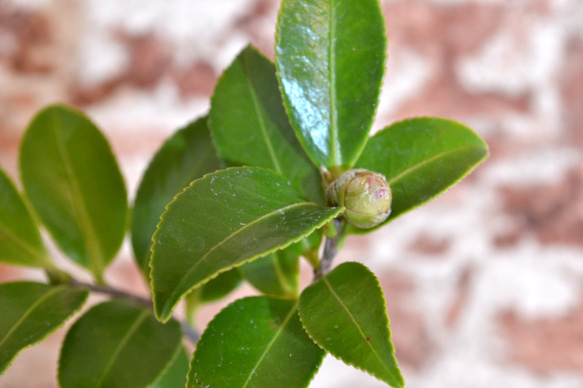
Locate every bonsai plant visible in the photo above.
<box><xmin>0</xmin><ymin>0</ymin><xmax>488</xmax><ymax>387</ymax></box>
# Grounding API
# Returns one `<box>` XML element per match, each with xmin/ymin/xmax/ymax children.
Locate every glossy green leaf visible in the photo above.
<box><xmin>353</xmin><ymin>117</ymin><xmax>489</xmax><ymax>233</ymax></box>
<box><xmin>59</xmin><ymin>299</ymin><xmax>182</xmax><ymax>388</ymax></box>
<box><xmin>151</xmin><ymin>167</ymin><xmax>342</xmax><ymax>322</ymax></box>
<box><xmin>0</xmin><ymin>282</ymin><xmax>88</xmax><ymax>375</ymax></box>
<box><xmin>131</xmin><ymin>116</ymin><xmax>222</xmax><ymax>274</ymax></box>
<box><xmin>149</xmin><ymin>346</ymin><xmax>189</xmax><ymax>388</ymax></box>
<box><xmin>210</xmin><ymin>45</ymin><xmax>323</xmax><ymax>204</ymax></box>
<box><xmin>299</xmin><ymin>262</ymin><xmax>404</xmax><ymax>388</ymax></box>
<box><xmin>275</xmin><ymin>0</ymin><xmax>387</xmax><ymax>170</ymax></box>
<box><xmin>19</xmin><ymin>105</ymin><xmax>127</xmax><ymax>281</ymax></box>
<box><xmin>239</xmin><ymin>247</ymin><xmax>299</xmax><ymax>299</ymax></box>
<box><xmin>188</xmin><ymin>267</ymin><xmax>242</xmax><ymax>306</ymax></box>
<box><xmin>0</xmin><ymin>168</ymin><xmax>49</xmax><ymax>268</ymax></box>
<box><xmin>188</xmin><ymin>296</ymin><xmax>325</xmax><ymax>388</ymax></box>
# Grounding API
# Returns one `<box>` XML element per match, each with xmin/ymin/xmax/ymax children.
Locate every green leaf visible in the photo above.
<box><xmin>188</xmin><ymin>296</ymin><xmax>324</xmax><ymax>388</ymax></box>
<box><xmin>239</xmin><ymin>247</ymin><xmax>299</xmax><ymax>299</ymax></box>
<box><xmin>353</xmin><ymin>117</ymin><xmax>489</xmax><ymax>232</ymax></box>
<box><xmin>188</xmin><ymin>267</ymin><xmax>243</xmax><ymax>306</ymax></box>
<box><xmin>0</xmin><ymin>168</ymin><xmax>49</xmax><ymax>268</ymax></box>
<box><xmin>0</xmin><ymin>282</ymin><xmax>88</xmax><ymax>375</ymax></box>
<box><xmin>59</xmin><ymin>299</ymin><xmax>182</xmax><ymax>388</ymax></box>
<box><xmin>131</xmin><ymin>116</ymin><xmax>222</xmax><ymax>274</ymax></box>
<box><xmin>275</xmin><ymin>0</ymin><xmax>387</xmax><ymax>170</ymax></box>
<box><xmin>210</xmin><ymin>45</ymin><xmax>323</xmax><ymax>204</ymax></box>
<box><xmin>149</xmin><ymin>346</ymin><xmax>189</xmax><ymax>388</ymax></box>
<box><xmin>150</xmin><ymin>167</ymin><xmax>342</xmax><ymax>322</ymax></box>
<box><xmin>19</xmin><ymin>105</ymin><xmax>128</xmax><ymax>281</ymax></box>
<box><xmin>299</xmin><ymin>262</ymin><xmax>404</xmax><ymax>388</ymax></box>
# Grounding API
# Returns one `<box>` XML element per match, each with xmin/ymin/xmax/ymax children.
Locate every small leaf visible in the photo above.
<box><xmin>239</xmin><ymin>247</ymin><xmax>299</xmax><ymax>299</ymax></box>
<box><xmin>19</xmin><ymin>105</ymin><xmax>128</xmax><ymax>281</ymax></box>
<box><xmin>131</xmin><ymin>116</ymin><xmax>222</xmax><ymax>274</ymax></box>
<box><xmin>0</xmin><ymin>168</ymin><xmax>49</xmax><ymax>268</ymax></box>
<box><xmin>210</xmin><ymin>45</ymin><xmax>323</xmax><ymax>204</ymax></box>
<box><xmin>150</xmin><ymin>167</ymin><xmax>342</xmax><ymax>322</ymax></box>
<box><xmin>149</xmin><ymin>346</ymin><xmax>189</xmax><ymax>388</ymax></box>
<box><xmin>59</xmin><ymin>299</ymin><xmax>182</xmax><ymax>388</ymax></box>
<box><xmin>353</xmin><ymin>117</ymin><xmax>489</xmax><ymax>232</ymax></box>
<box><xmin>276</xmin><ymin>0</ymin><xmax>387</xmax><ymax>170</ymax></box>
<box><xmin>0</xmin><ymin>282</ymin><xmax>88</xmax><ymax>375</ymax></box>
<box><xmin>188</xmin><ymin>296</ymin><xmax>324</xmax><ymax>388</ymax></box>
<box><xmin>188</xmin><ymin>267</ymin><xmax>243</xmax><ymax>306</ymax></box>
<box><xmin>299</xmin><ymin>262</ymin><xmax>404</xmax><ymax>388</ymax></box>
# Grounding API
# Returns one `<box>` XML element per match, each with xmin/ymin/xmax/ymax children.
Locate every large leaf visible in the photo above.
<box><xmin>354</xmin><ymin>117</ymin><xmax>489</xmax><ymax>232</ymax></box>
<box><xmin>19</xmin><ymin>105</ymin><xmax>127</xmax><ymax>281</ymax></box>
<box><xmin>150</xmin><ymin>167</ymin><xmax>342</xmax><ymax>322</ymax></box>
<box><xmin>0</xmin><ymin>282</ymin><xmax>88</xmax><ymax>375</ymax></box>
<box><xmin>59</xmin><ymin>299</ymin><xmax>182</xmax><ymax>388</ymax></box>
<box><xmin>0</xmin><ymin>168</ymin><xmax>49</xmax><ymax>268</ymax></box>
<box><xmin>131</xmin><ymin>116</ymin><xmax>222</xmax><ymax>274</ymax></box>
<box><xmin>299</xmin><ymin>262</ymin><xmax>404</xmax><ymax>388</ymax></box>
<box><xmin>239</xmin><ymin>247</ymin><xmax>299</xmax><ymax>299</ymax></box>
<box><xmin>210</xmin><ymin>45</ymin><xmax>323</xmax><ymax>204</ymax></box>
<box><xmin>275</xmin><ymin>0</ymin><xmax>387</xmax><ymax>170</ymax></box>
<box><xmin>149</xmin><ymin>346</ymin><xmax>189</xmax><ymax>388</ymax></box>
<box><xmin>188</xmin><ymin>296</ymin><xmax>325</xmax><ymax>388</ymax></box>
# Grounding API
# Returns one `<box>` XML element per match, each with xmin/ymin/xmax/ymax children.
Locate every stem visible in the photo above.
<box><xmin>314</xmin><ymin>218</ymin><xmax>342</xmax><ymax>281</ymax></box>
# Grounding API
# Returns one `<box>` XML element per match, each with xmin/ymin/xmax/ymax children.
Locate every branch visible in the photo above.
<box><xmin>313</xmin><ymin>218</ymin><xmax>342</xmax><ymax>281</ymax></box>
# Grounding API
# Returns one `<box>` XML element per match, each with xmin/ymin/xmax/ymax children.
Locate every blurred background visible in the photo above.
<box><xmin>1</xmin><ymin>0</ymin><xmax>582</xmax><ymax>387</ymax></box>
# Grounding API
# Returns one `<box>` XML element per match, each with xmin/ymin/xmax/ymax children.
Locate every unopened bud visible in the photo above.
<box><xmin>326</xmin><ymin>169</ymin><xmax>392</xmax><ymax>229</ymax></box>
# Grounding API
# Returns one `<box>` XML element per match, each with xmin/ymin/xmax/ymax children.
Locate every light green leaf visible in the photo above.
<box><xmin>59</xmin><ymin>299</ymin><xmax>182</xmax><ymax>388</ymax></box>
<box><xmin>0</xmin><ymin>168</ymin><xmax>49</xmax><ymax>267</ymax></box>
<box><xmin>188</xmin><ymin>296</ymin><xmax>325</xmax><ymax>388</ymax></box>
<box><xmin>276</xmin><ymin>0</ymin><xmax>387</xmax><ymax>170</ymax></box>
<box><xmin>150</xmin><ymin>167</ymin><xmax>342</xmax><ymax>322</ymax></box>
<box><xmin>0</xmin><ymin>282</ymin><xmax>88</xmax><ymax>375</ymax></box>
<box><xmin>239</xmin><ymin>247</ymin><xmax>299</xmax><ymax>299</ymax></box>
<box><xmin>299</xmin><ymin>262</ymin><xmax>404</xmax><ymax>388</ymax></box>
<box><xmin>210</xmin><ymin>45</ymin><xmax>323</xmax><ymax>204</ymax></box>
<box><xmin>19</xmin><ymin>105</ymin><xmax>127</xmax><ymax>281</ymax></box>
<box><xmin>131</xmin><ymin>116</ymin><xmax>222</xmax><ymax>274</ymax></box>
<box><xmin>149</xmin><ymin>346</ymin><xmax>189</xmax><ymax>388</ymax></box>
<box><xmin>353</xmin><ymin>117</ymin><xmax>489</xmax><ymax>233</ymax></box>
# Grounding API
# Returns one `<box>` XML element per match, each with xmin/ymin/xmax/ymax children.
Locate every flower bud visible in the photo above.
<box><xmin>326</xmin><ymin>169</ymin><xmax>392</xmax><ymax>229</ymax></box>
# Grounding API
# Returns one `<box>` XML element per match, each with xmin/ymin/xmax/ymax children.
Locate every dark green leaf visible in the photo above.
<box><xmin>239</xmin><ymin>247</ymin><xmax>299</xmax><ymax>299</ymax></box>
<box><xmin>210</xmin><ymin>45</ymin><xmax>323</xmax><ymax>204</ymax></box>
<box><xmin>0</xmin><ymin>168</ymin><xmax>49</xmax><ymax>268</ymax></box>
<box><xmin>0</xmin><ymin>282</ymin><xmax>88</xmax><ymax>375</ymax></box>
<box><xmin>59</xmin><ymin>299</ymin><xmax>182</xmax><ymax>388</ymax></box>
<box><xmin>149</xmin><ymin>346</ymin><xmax>189</xmax><ymax>388</ymax></box>
<box><xmin>299</xmin><ymin>262</ymin><xmax>404</xmax><ymax>388</ymax></box>
<box><xmin>131</xmin><ymin>116</ymin><xmax>222</xmax><ymax>274</ymax></box>
<box><xmin>19</xmin><ymin>105</ymin><xmax>127</xmax><ymax>281</ymax></box>
<box><xmin>353</xmin><ymin>117</ymin><xmax>489</xmax><ymax>233</ymax></box>
<box><xmin>276</xmin><ymin>0</ymin><xmax>387</xmax><ymax>170</ymax></box>
<box><xmin>150</xmin><ymin>167</ymin><xmax>342</xmax><ymax>322</ymax></box>
<box><xmin>188</xmin><ymin>267</ymin><xmax>243</xmax><ymax>306</ymax></box>
<box><xmin>188</xmin><ymin>296</ymin><xmax>324</xmax><ymax>388</ymax></box>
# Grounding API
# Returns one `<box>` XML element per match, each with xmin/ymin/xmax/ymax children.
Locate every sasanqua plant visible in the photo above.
<box><xmin>0</xmin><ymin>0</ymin><xmax>488</xmax><ymax>387</ymax></box>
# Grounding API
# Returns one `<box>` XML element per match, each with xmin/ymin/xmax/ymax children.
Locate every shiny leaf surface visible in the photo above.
<box><xmin>19</xmin><ymin>105</ymin><xmax>127</xmax><ymax>280</ymax></box>
<box><xmin>0</xmin><ymin>168</ymin><xmax>49</xmax><ymax>267</ymax></box>
<box><xmin>0</xmin><ymin>282</ymin><xmax>88</xmax><ymax>375</ymax></box>
<box><xmin>131</xmin><ymin>116</ymin><xmax>222</xmax><ymax>274</ymax></box>
<box><xmin>150</xmin><ymin>167</ymin><xmax>342</xmax><ymax>322</ymax></box>
<box><xmin>59</xmin><ymin>299</ymin><xmax>182</xmax><ymax>388</ymax></box>
<box><xmin>299</xmin><ymin>262</ymin><xmax>404</xmax><ymax>388</ymax></box>
<box><xmin>210</xmin><ymin>45</ymin><xmax>323</xmax><ymax>203</ymax></box>
<box><xmin>354</xmin><ymin>117</ymin><xmax>489</xmax><ymax>232</ymax></box>
<box><xmin>276</xmin><ymin>0</ymin><xmax>387</xmax><ymax>169</ymax></box>
<box><xmin>188</xmin><ymin>296</ymin><xmax>324</xmax><ymax>388</ymax></box>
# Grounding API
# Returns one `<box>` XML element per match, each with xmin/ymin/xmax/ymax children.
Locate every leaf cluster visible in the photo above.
<box><xmin>0</xmin><ymin>0</ymin><xmax>488</xmax><ymax>387</ymax></box>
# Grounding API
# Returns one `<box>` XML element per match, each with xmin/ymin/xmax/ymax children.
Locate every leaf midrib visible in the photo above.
<box><xmin>322</xmin><ymin>277</ymin><xmax>399</xmax><ymax>383</ymax></box>
<box><xmin>328</xmin><ymin>0</ymin><xmax>339</xmax><ymax>166</ymax></box>
<box><xmin>0</xmin><ymin>286</ymin><xmax>62</xmax><ymax>349</ymax></box>
<box><xmin>241</xmin><ymin>301</ymin><xmax>299</xmax><ymax>388</ymax></box>
<box><xmin>95</xmin><ymin>309</ymin><xmax>149</xmax><ymax>388</ymax></box>
<box><xmin>387</xmin><ymin>144</ymin><xmax>485</xmax><ymax>185</ymax></box>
